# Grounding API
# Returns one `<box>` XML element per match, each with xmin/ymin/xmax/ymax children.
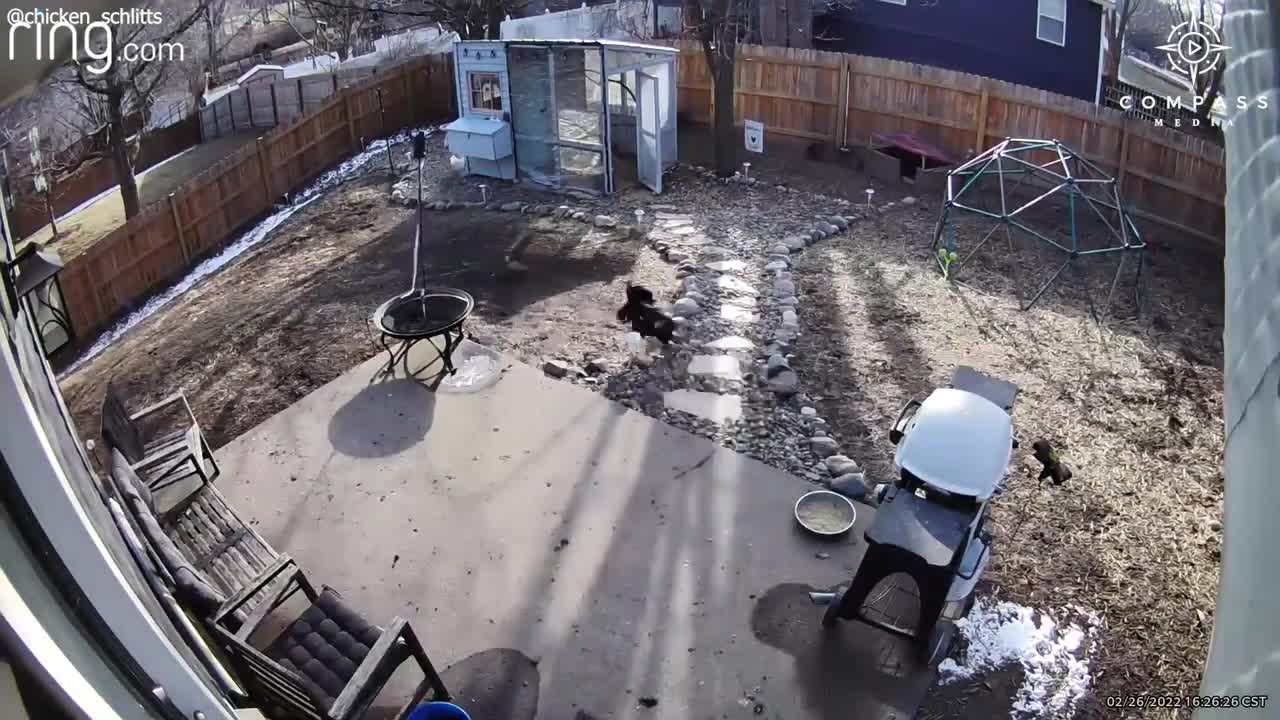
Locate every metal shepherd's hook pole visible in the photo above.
<box><xmin>411</xmin><ymin>131</ymin><xmax>426</xmax><ymax>298</ymax></box>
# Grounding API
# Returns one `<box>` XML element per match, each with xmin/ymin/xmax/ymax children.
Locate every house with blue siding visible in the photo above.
<box><xmin>814</xmin><ymin>0</ymin><xmax>1108</xmax><ymax>102</ymax></box>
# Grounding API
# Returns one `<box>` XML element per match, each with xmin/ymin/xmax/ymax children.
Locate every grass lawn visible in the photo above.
<box><xmin>27</xmin><ymin>132</ymin><xmax>260</xmax><ymax>260</ymax></box>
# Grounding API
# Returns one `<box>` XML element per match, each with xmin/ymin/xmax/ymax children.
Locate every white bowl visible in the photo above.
<box><xmin>794</xmin><ymin>490</ymin><xmax>857</xmax><ymax>536</ymax></box>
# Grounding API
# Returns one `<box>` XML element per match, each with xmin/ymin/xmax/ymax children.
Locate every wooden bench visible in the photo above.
<box><xmin>105</xmin><ymin>448</ymin><xmax>451</xmax><ymax>719</ymax></box>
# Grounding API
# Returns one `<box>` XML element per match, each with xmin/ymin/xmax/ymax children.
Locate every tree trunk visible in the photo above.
<box><xmin>1192</xmin><ymin>65</ymin><xmax>1224</xmax><ymax>126</ymax></box>
<box><xmin>205</xmin><ymin>10</ymin><xmax>219</xmax><ymax>75</ymax></box>
<box><xmin>107</xmin><ymin>88</ymin><xmax>141</xmax><ymax>219</ymax></box>
<box><xmin>711</xmin><ymin>49</ymin><xmax>737</xmax><ymax>177</ymax></box>
<box><xmin>44</xmin><ymin>193</ymin><xmax>58</xmax><ymax>238</ymax></box>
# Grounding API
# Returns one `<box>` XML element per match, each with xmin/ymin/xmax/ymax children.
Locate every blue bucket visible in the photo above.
<box><xmin>407</xmin><ymin>702</ymin><xmax>472</xmax><ymax>720</ymax></box>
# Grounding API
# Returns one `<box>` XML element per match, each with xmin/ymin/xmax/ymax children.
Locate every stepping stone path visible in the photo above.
<box><xmin>662</xmin><ymin>389</ymin><xmax>743</xmax><ymax>423</ymax></box>
<box><xmin>687</xmin><ymin>355</ymin><xmax>743</xmax><ymax>381</ymax></box>
<box><xmin>495</xmin><ymin>177</ymin><xmax>870</xmax><ymax>489</ymax></box>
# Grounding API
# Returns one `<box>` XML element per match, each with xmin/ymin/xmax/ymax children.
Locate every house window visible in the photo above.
<box><xmin>1037</xmin><ymin>0</ymin><xmax>1067</xmax><ymax>46</ymax></box>
<box><xmin>468</xmin><ymin>72</ymin><xmax>503</xmax><ymax>113</ymax></box>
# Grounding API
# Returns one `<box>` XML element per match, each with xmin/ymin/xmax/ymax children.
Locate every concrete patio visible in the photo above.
<box><xmin>214</xmin><ymin>339</ymin><xmax>936</xmax><ymax>720</ymax></box>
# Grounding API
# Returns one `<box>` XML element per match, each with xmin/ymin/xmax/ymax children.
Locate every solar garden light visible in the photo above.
<box><xmin>865</xmin><ymin>188</ymin><xmax>875</xmax><ymax>208</ymax></box>
<box><xmin>479</xmin><ymin>184</ymin><xmax>488</xmax><ymax>205</ymax></box>
<box><xmin>635</xmin><ymin>208</ymin><xmax>646</xmax><ymax>225</ymax></box>
<box><xmin>742</xmin><ymin>162</ymin><xmax>751</xmax><ymax>181</ymax></box>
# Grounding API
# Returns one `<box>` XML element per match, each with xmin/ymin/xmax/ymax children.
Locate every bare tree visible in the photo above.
<box><xmin>0</xmin><ymin>90</ymin><xmax>111</xmax><ymax>238</ymax></box>
<box><xmin>683</xmin><ymin>0</ymin><xmax>750</xmax><ymax>176</ymax></box>
<box><xmin>1164</xmin><ymin>0</ymin><xmax>1225</xmax><ymax>124</ymax></box>
<box><xmin>289</xmin><ymin>0</ymin><xmax>528</xmax><ymax>42</ymax></box>
<box><xmin>1103</xmin><ymin>0</ymin><xmax>1148</xmax><ymax>83</ymax></box>
<box><xmin>57</xmin><ymin>0</ymin><xmax>211</xmax><ymax>219</ymax></box>
<box><xmin>299</xmin><ymin>0</ymin><xmax>375</xmax><ymax>60</ymax></box>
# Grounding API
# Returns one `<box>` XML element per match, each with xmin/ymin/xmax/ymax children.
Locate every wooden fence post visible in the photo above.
<box><xmin>245</xmin><ymin>87</ymin><xmax>254</xmax><ymax>128</ymax></box>
<box><xmin>257</xmin><ymin>137</ymin><xmax>274</xmax><ymax>203</ymax></box>
<box><xmin>332</xmin><ymin>73</ymin><xmax>340</xmax><ymax>97</ymax></box>
<box><xmin>975</xmin><ymin>85</ymin><xmax>990</xmax><ymax>153</ymax></box>
<box><xmin>1116</xmin><ymin>119</ymin><xmax>1131</xmax><ymax>191</ymax></box>
<box><xmin>168</xmin><ymin>193</ymin><xmax>188</xmax><ymax>261</ymax></box>
<box><xmin>344</xmin><ymin>90</ymin><xmax>360</xmax><ymax>152</ymax></box>
<box><xmin>297</xmin><ymin>78</ymin><xmax>305</xmax><ymax>114</ymax></box>
<box><xmin>834</xmin><ymin>55</ymin><xmax>850</xmax><ymax>148</ymax></box>
<box><xmin>270</xmin><ymin>82</ymin><xmax>279</xmax><ymax>126</ymax></box>
<box><xmin>403</xmin><ymin>66</ymin><xmax>416</xmax><ymax>126</ymax></box>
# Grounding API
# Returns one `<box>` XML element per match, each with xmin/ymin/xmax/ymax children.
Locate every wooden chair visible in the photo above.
<box><xmin>101</xmin><ymin>381</ymin><xmax>219</xmax><ymax>492</ymax></box>
<box><xmin>211</xmin><ymin>557</ymin><xmax>451</xmax><ymax>720</ymax></box>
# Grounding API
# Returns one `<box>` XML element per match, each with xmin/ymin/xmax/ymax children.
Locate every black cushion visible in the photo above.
<box><xmin>129</xmin><ymin>495</ymin><xmax>192</xmax><ymax>577</ymax></box>
<box><xmin>110</xmin><ymin>448</ymin><xmax>154</xmax><ymax>510</ymax></box>
<box><xmin>173</xmin><ymin>566</ymin><xmax>226</xmax><ymax>618</ymax></box>
<box><xmin>264</xmin><ymin>588</ymin><xmax>382</xmax><ymax>711</ymax></box>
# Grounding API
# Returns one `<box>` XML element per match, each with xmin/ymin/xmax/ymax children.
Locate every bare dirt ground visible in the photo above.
<box><xmin>787</xmin><ymin>195</ymin><xmax>1223</xmax><ymax>719</ymax></box>
<box><xmin>60</xmin><ymin>153</ymin><xmax>675</xmax><ymax>450</ymax></box>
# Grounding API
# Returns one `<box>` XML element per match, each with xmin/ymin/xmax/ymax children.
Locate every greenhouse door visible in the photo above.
<box><xmin>635</xmin><ymin>70</ymin><xmax>662</xmax><ymax>193</ymax></box>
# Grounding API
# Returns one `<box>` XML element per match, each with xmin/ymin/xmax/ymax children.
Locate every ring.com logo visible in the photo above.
<box><xmin>7</xmin><ymin>8</ymin><xmax>185</xmax><ymax>75</ymax></box>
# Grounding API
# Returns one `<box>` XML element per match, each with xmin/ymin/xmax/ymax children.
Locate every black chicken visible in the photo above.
<box><xmin>1032</xmin><ymin>439</ymin><xmax>1073</xmax><ymax>485</ymax></box>
<box><xmin>617</xmin><ymin>283</ymin><xmax>675</xmax><ymax>344</ymax></box>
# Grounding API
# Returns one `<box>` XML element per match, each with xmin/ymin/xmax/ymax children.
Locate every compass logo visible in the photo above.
<box><xmin>1157</xmin><ymin>19</ymin><xmax>1229</xmax><ymax>79</ymax></box>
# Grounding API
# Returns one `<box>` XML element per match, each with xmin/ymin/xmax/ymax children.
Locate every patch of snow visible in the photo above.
<box><xmin>62</xmin><ymin>127</ymin><xmax>435</xmax><ymax>376</ymax></box>
<box><xmin>443</xmin><ymin>352</ymin><xmax>500</xmax><ymax>391</ymax></box>
<box><xmin>938</xmin><ymin>598</ymin><xmax>1102</xmax><ymax>719</ymax></box>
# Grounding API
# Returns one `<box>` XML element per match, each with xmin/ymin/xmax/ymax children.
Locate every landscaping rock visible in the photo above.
<box><xmin>594</xmin><ymin>215</ymin><xmax>618</xmax><ymax>228</ymax></box>
<box><xmin>716</xmin><ymin>275</ymin><xmax>758</xmax><ymax>296</ymax></box>
<box><xmin>783</xmin><ymin>236</ymin><xmax>808</xmax><ymax>252</ymax></box>
<box><xmin>673</xmin><ymin>297</ymin><xmax>702</xmax><ymax>317</ymax></box>
<box><xmin>818</xmin><ymin>222</ymin><xmax>839</xmax><ymax>236</ymax></box>
<box><xmin>586</xmin><ymin>358</ymin><xmax>610</xmax><ymax>374</ymax></box>
<box><xmin>774</xmin><ymin>279</ymin><xmax>796</xmax><ymax>297</ymax></box>
<box><xmin>766</xmin><ymin>353</ymin><xmax>789</xmax><ymax>378</ymax></box>
<box><xmin>769</xmin><ymin>243</ymin><xmax>791</xmax><ymax>256</ymax></box>
<box><xmin>781</xmin><ymin>309</ymin><xmax>799</xmax><ymax>326</ymax></box>
<box><xmin>830</xmin><ymin>473</ymin><xmax>869</xmax><ymax>500</ymax></box>
<box><xmin>777</xmin><ymin>297</ymin><xmax>799</xmax><ymax>307</ymax></box>
<box><xmin>720</xmin><ymin>304</ymin><xmax>758</xmax><ymax>323</ymax></box>
<box><xmin>706</xmin><ymin>259</ymin><xmax>748</xmax><ymax>273</ymax></box>
<box><xmin>542</xmin><ymin>359</ymin><xmax>583</xmax><ymax>378</ymax></box>
<box><xmin>810</xmin><ymin>229</ymin><xmax>827</xmax><ymax>242</ymax></box>
<box><xmin>767</xmin><ymin>370</ymin><xmax>800</xmax><ymax>396</ymax></box>
<box><xmin>764</xmin><ymin>260</ymin><xmax>789</xmax><ymax>272</ymax></box>
<box><xmin>663</xmin><ymin>389</ymin><xmax>743</xmax><ymax>423</ymax></box>
<box><xmin>810</xmin><ymin>437</ymin><xmax>840</xmax><ymax>458</ymax></box>
<box><xmin>705</xmin><ymin>335</ymin><xmax>756</xmax><ymax>351</ymax></box>
<box><xmin>824</xmin><ymin>455</ymin><xmax>860</xmax><ymax>477</ymax></box>
<box><xmin>829</xmin><ymin>216</ymin><xmax>849</xmax><ymax>230</ymax></box>
<box><xmin>687</xmin><ymin>355</ymin><xmax>742</xmax><ymax>381</ymax></box>
<box><xmin>902</xmin><ymin>196</ymin><xmax>917</xmax><ymax>206</ymax></box>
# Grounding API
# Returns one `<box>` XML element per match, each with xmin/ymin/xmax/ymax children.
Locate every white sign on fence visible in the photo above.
<box><xmin>744</xmin><ymin>120</ymin><xmax>764</xmax><ymax>153</ymax></box>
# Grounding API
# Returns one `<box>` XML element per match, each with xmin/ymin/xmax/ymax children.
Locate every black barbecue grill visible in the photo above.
<box><xmin>371</xmin><ymin>131</ymin><xmax>474</xmax><ymax>376</ymax></box>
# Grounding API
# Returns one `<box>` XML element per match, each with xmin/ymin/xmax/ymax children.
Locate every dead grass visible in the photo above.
<box><xmin>790</xmin><ymin>198</ymin><xmax>1223</xmax><ymax>719</ymax></box>
<box><xmin>28</xmin><ymin>132</ymin><xmax>259</xmax><ymax>259</ymax></box>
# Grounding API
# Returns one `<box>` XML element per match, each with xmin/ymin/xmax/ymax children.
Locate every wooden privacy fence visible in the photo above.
<box><xmin>669</xmin><ymin>41</ymin><xmax>1226</xmax><ymax>247</ymax></box>
<box><xmin>200</xmin><ymin>64</ymin><xmax>396</xmax><ymax>141</ymax></box>
<box><xmin>58</xmin><ymin>53</ymin><xmax>456</xmax><ymax>340</ymax></box>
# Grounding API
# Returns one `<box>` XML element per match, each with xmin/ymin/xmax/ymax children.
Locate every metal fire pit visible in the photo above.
<box><xmin>371</xmin><ymin>288</ymin><xmax>474</xmax><ymax>376</ymax></box>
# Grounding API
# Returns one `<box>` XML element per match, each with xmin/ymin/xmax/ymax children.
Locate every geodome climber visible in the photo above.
<box><xmin>931</xmin><ymin>137</ymin><xmax>1147</xmax><ymax>318</ymax></box>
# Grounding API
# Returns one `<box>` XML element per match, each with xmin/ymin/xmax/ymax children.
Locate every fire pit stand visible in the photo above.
<box><xmin>371</xmin><ymin>288</ymin><xmax>474</xmax><ymax>376</ymax></box>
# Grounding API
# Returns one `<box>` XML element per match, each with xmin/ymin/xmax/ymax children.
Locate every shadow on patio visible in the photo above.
<box><xmin>213</xmin><ymin>336</ymin><xmax>937</xmax><ymax>719</ymax></box>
